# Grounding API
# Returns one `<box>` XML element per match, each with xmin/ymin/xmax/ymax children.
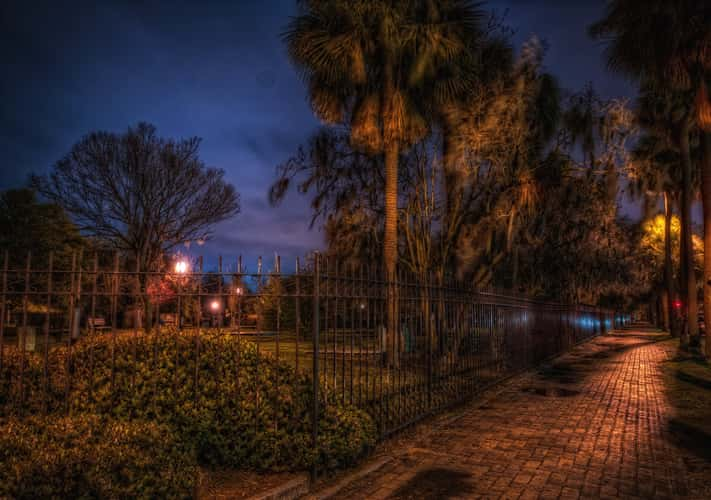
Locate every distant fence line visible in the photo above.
<box><xmin>0</xmin><ymin>250</ymin><xmax>629</xmax><ymax>450</ymax></box>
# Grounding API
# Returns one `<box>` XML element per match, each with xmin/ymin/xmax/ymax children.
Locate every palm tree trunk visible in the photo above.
<box><xmin>442</xmin><ymin>127</ymin><xmax>460</xmax><ymax>234</ymax></box>
<box><xmin>701</xmin><ymin>131</ymin><xmax>711</xmax><ymax>358</ymax></box>
<box><xmin>663</xmin><ymin>192</ymin><xmax>675</xmax><ymax>335</ymax></box>
<box><xmin>512</xmin><ymin>245</ymin><xmax>520</xmax><ymax>290</ymax></box>
<box><xmin>680</xmin><ymin>118</ymin><xmax>697</xmax><ymax>348</ymax></box>
<box><xmin>679</xmin><ymin>192</ymin><xmax>688</xmax><ymax>330</ymax></box>
<box><xmin>661</xmin><ymin>289</ymin><xmax>670</xmax><ymax>332</ymax></box>
<box><xmin>382</xmin><ymin>54</ymin><xmax>400</xmax><ymax>366</ymax></box>
<box><xmin>384</xmin><ymin>140</ymin><xmax>399</xmax><ymax>365</ymax></box>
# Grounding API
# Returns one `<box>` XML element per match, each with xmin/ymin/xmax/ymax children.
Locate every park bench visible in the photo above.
<box><xmin>160</xmin><ymin>313</ymin><xmax>177</xmax><ymax>326</ymax></box>
<box><xmin>87</xmin><ymin>317</ymin><xmax>111</xmax><ymax>334</ymax></box>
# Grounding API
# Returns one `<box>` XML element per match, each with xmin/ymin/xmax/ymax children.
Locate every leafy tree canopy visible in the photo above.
<box><xmin>0</xmin><ymin>188</ymin><xmax>84</xmax><ymax>267</ymax></box>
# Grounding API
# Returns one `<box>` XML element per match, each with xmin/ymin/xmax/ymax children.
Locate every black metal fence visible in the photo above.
<box><xmin>0</xmin><ymin>250</ymin><xmax>629</xmax><ymax>443</ymax></box>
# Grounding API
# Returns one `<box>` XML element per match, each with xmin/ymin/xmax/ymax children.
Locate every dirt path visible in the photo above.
<box><xmin>325</xmin><ymin>328</ymin><xmax>707</xmax><ymax>499</ymax></box>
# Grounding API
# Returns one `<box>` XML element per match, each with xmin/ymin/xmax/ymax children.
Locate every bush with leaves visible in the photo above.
<box><xmin>0</xmin><ymin>332</ymin><xmax>376</xmax><ymax>471</ymax></box>
<box><xmin>0</xmin><ymin>414</ymin><xmax>196</xmax><ymax>499</ymax></box>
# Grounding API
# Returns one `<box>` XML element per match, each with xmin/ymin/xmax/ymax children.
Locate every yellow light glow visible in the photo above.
<box><xmin>640</xmin><ymin>214</ymin><xmax>703</xmax><ymax>264</ymax></box>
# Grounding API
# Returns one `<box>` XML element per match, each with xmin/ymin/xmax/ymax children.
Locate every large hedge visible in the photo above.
<box><xmin>0</xmin><ymin>415</ymin><xmax>196</xmax><ymax>499</ymax></box>
<box><xmin>0</xmin><ymin>332</ymin><xmax>376</xmax><ymax>496</ymax></box>
<box><xmin>1</xmin><ymin>333</ymin><xmax>375</xmax><ymax>470</ymax></box>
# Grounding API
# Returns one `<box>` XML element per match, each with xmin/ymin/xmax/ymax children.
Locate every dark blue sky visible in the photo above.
<box><xmin>1</xmin><ymin>0</ymin><xmax>638</xmax><ymax>270</ymax></box>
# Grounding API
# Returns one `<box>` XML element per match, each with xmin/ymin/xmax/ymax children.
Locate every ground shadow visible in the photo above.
<box><xmin>675</xmin><ymin>370</ymin><xmax>711</xmax><ymax>391</ymax></box>
<box><xmin>537</xmin><ymin>362</ymin><xmax>582</xmax><ymax>384</ymax></box>
<box><xmin>590</xmin><ymin>351</ymin><xmax>612</xmax><ymax>359</ymax></box>
<box><xmin>389</xmin><ymin>467</ymin><xmax>474</xmax><ymax>499</ymax></box>
<box><xmin>521</xmin><ymin>386</ymin><xmax>580</xmax><ymax>397</ymax></box>
<box><xmin>668</xmin><ymin>419</ymin><xmax>711</xmax><ymax>462</ymax></box>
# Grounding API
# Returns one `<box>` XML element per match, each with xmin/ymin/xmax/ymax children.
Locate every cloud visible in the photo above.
<box><xmin>2</xmin><ymin>0</ymin><xmax>638</xmax><ymax>255</ymax></box>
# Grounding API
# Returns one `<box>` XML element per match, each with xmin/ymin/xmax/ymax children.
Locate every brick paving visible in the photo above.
<box><xmin>333</xmin><ymin>328</ymin><xmax>707</xmax><ymax>499</ymax></box>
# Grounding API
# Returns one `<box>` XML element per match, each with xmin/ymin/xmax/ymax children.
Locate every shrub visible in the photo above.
<box><xmin>0</xmin><ymin>348</ymin><xmax>61</xmax><ymax>415</ymax></box>
<box><xmin>0</xmin><ymin>414</ymin><xmax>196</xmax><ymax>499</ymax></box>
<box><xmin>0</xmin><ymin>332</ymin><xmax>376</xmax><ymax>471</ymax></box>
<box><xmin>317</xmin><ymin>405</ymin><xmax>378</xmax><ymax>469</ymax></box>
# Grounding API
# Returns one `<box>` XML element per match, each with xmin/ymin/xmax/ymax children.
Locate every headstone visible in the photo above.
<box><xmin>17</xmin><ymin>326</ymin><xmax>36</xmax><ymax>352</ymax></box>
<box><xmin>71</xmin><ymin>307</ymin><xmax>81</xmax><ymax>340</ymax></box>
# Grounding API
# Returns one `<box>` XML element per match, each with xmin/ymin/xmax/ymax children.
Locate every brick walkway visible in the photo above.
<box><xmin>332</xmin><ymin>328</ymin><xmax>705</xmax><ymax>499</ymax></box>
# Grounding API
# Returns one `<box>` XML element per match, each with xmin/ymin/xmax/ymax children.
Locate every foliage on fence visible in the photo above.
<box><xmin>0</xmin><ymin>332</ymin><xmax>376</xmax><ymax>474</ymax></box>
<box><xmin>0</xmin><ymin>414</ymin><xmax>196</xmax><ymax>499</ymax></box>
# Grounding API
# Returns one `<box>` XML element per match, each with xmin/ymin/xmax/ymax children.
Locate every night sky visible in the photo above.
<box><xmin>2</xmin><ymin>0</ymin><xmax>638</xmax><ymax>270</ymax></box>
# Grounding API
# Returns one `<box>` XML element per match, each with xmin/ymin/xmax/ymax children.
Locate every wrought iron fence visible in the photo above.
<box><xmin>0</xmin><ymin>250</ymin><xmax>629</xmax><ymax>458</ymax></box>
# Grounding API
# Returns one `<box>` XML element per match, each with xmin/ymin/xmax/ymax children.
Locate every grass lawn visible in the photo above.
<box><xmin>661</xmin><ymin>341</ymin><xmax>711</xmax><ymax>495</ymax></box>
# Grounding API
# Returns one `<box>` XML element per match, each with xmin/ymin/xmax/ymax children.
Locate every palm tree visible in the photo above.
<box><xmin>629</xmin><ymin>132</ymin><xmax>682</xmax><ymax>335</ymax></box>
<box><xmin>631</xmin><ymin>84</ymin><xmax>693</xmax><ymax>338</ymax></box>
<box><xmin>590</xmin><ymin>0</ymin><xmax>711</xmax><ymax>350</ymax></box>
<box><xmin>635</xmin><ymin>84</ymin><xmax>701</xmax><ymax>346</ymax></box>
<box><xmin>284</xmin><ymin>0</ymin><xmax>484</xmax><ymax>362</ymax></box>
<box><xmin>700</xmin><ymin>109</ymin><xmax>711</xmax><ymax>357</ymax></box>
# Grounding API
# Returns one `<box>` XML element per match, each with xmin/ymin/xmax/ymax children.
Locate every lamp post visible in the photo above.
<box><xmin>210</xmin><ymin>299</ymin><xmax>222</xmax><ymax>328</ymax></box>
<box><xmin>234</xmin><ymin>286</ymin><xmax>243</xmax><ymax>333</ymax></box>
<box><xmin>174</xmin><ymin>260</ymin><xmax>189</xmax><ymax>330</ymax></box>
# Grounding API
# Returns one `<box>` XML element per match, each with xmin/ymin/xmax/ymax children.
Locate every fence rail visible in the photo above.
<box><xmin>0</xmin><ymin>250</ymin><xmax>629</xmax><ymax>472</ymax></box>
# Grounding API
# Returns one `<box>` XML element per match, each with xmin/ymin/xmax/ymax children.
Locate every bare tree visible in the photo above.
<box><xmin>33</xmin><ymin>123</ymin><xmax>239</xmax><ymax>332</ymax></box>
<box><xmin>33</xmin><ymin>122</ymin><xmax>240</xmax><ymax>270</ymax></box>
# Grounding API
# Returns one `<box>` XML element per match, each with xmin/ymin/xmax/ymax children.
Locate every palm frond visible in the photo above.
<box><xmin>351</xmin><ymin>94</ymin><xmax>383</xmax><ymax>154</ymax></box>
<box><xmin>696</xmin><ymin>82</ymin><xmax>711</xmax><ymax>132</ymax></box>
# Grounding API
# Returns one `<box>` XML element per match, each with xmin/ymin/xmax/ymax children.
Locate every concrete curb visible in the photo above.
<box><xmin>306</xmin><ymin>456</ymin><xmax>394</xmax><ymax>500</ymax></box>
<box><xmin>249</xmin><ymin>474</ymin><xmax>310</xmax><ymax>500</ymax></box>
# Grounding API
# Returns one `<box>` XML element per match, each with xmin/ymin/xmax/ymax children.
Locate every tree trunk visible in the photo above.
<box><xmin>701</xmin><ymin>131</ymin><xmax>711</xmax><ymax>358</ymax></box>
<box><xmin>680</xmin><ymin>119</ymin><xmax>697</xmax><ymax>348</ymax></box>
<box><xmin>663</xmin><ymin>192</ymin><xmax>675</xmax><ymax>335</ymax></box>
<box><xmin>661</xmin><ymin>289</ymin><xmax>670</xmax><ymax>332</ymax></box>
<box><xmin>512</xmin><ymin>245</ymin><xmax>519</xmax><ymax>290</ymax></box>
<box><xmin>384</xmin><ymin>141</ymin><xmax>399</xmax><ymax>366</ymax></box>
<box><xmin>144</xmin><ymin>298</ymin><xmax>153</xmax><ymax>335</ymax></box>
<box><xmin>442</xmin><ymin>126</ymin><xmax>461</xmax><ymax>234</ymax></box>
<box><xmin>679</xmin><ymin>192</ymin><xmax>688</xmax><ymax>338</ymax></box>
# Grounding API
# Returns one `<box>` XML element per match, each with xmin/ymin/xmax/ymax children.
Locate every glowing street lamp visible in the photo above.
<box><xmin>174</xmin><ymin>260</ymin><xmax>189</xmax><ymax>274</ymax></box>
<box><xmin>210</xmin><ymin>299</ymin><xmax>222</xmax><ymax>314</ymax></box>
<box><xmin>173</xmin><ymin>259</ymin><xmax>189</xmax><ymax>330</ymax></box>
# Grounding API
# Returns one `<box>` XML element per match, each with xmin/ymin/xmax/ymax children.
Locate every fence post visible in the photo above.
<box><xmin>311</xmin><ymin>252</ymin><xmax>320</xmax><ymax>482</ymax></box>
<box><xmin>426</xmin><ymin>273</ymin><xmax>433</xmax><ymax>412</ymax></box>
<box><xmin>19</xmin><ymin>251</ymin><xmax>31</xmax><ymax>408</ymax></box>
<box><xmin>43</xmin><ymin>252</ymin><xmax>54</xmax><ymax>412</ymax></box>
<box><xmin>194</xmin><ymin>256</ymin><xmax>203</xmax><ymax>401</ymax></box>
<box><xmin>0</xmin><ymin>251</ymin><xmax>8</xmax><ymax>376</ymax></box>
